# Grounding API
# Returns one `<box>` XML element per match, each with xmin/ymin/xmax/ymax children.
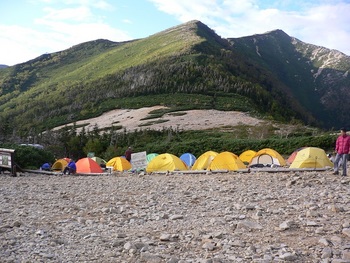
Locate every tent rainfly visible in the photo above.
<box><xmin>146</xmin><ymin>153</ymin><xmax>188</xmax><ymax>173</ymax></box>
<box><xmin>239</xmin><ymin>150</ymin><xmax>257</xmax><ymax>165</ymax></box>
<box><xmin>191</xmin><ymin>151</ymin><xmax>218</xmax><ymax>170</ymax></box>
<box><xmin>76</xmin><ymin>158</ymin><xmax>103</xmax><ymax>173</ymax></box>
<box><xmin>180</xmin><ymin>153</ymin><xmax>196</xmax><ymax>168</ymax></box>
<box><xmin>249</xmin><ymin>148</ymin><xmax>286</xmax><ymax>167</ymax></box>
<box><xmin>106</xmin><ymin>157</ymin><xmax>132</xmax><ymax>171</ymax></box>
<box><xmin>289</xmin><ymin>147</ymin><xmax>333</xmax><ymax>169</ymax></box>
<box><xmin>51</xmin><ymin>158</ymin><xmax>69</xmax><ymax>172</ymax></box>
<box><xmin>146</xmin><ymin>153</ymin><xmax>159</xmax><ymax>163</ymax></box>
<box><xmin>208</xmin><ymin>151</ymin><xmax>246</xmax><ymax>171</ymax></box>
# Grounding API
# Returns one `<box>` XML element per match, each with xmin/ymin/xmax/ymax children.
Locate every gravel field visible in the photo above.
<box><xmin>1</xmin><ymin>170</ymin><xmax>350</xmax><ymax>263</ymax></box>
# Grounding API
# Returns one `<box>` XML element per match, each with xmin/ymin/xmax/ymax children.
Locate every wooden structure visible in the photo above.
<box><xmin>0</xmin><ymin>148</ymin><xmax>17</xmax><ymax>176</ymax></box>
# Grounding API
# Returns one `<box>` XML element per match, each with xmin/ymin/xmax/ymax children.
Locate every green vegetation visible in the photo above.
<box><xmin>1</xmin><ymin>126</ymin><xmax>336</xmax><ymax>169</ymax></box>
<box><xmin>0</xmin><ymin>144</ymin><xmax>55</xmax><ymax>170</ymax></box>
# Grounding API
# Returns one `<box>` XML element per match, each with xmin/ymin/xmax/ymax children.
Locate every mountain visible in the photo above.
<box><xmin>0</xmin><ymin>65</ymin><xmax>8</xmax><ymax>69</ymax></box>
<box><xmin>229</xmin><ymin>29</ymin><xmax>350</xmax><ymax>128</ymax></box>
<box><xmin>0</xmin><ymin>20</ymin><xmax>349</xmax><ymax>142</ymax></box>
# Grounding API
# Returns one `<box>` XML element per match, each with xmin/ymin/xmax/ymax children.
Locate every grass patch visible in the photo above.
<box><xmin>168</xmin><ymin>112</ymin><xmax>187</xmax><ymax>116</ymax></box>
<box><xmin>139</xmin><ymin>119</ymin><xmax>170</xmax><ymax>127</ymax></box>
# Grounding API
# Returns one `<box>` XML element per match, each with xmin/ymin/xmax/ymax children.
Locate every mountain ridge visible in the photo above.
<box><xmin>0</xmin><ymin>20</ymin><xmax>350</xmax><ymax>143</ymax></box>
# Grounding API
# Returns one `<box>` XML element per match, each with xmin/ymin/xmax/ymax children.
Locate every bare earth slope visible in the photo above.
<box><xmin>54</xmin><ymin>106</ymin><xmax>262</xmax><ymax>132</ymax></box>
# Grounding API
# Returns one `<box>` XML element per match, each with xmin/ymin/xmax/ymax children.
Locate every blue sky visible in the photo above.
<box><xmin>1</xmin><ymin>0</ymin><xmax>350</xmax><ymax>66</ymax></box>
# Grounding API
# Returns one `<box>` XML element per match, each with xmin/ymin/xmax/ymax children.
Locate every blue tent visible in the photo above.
<box><xmin>41</xmin><ymin>163</ymin><xmax>51</xmax><ymax>171</ymax></box>
<box><xmin>180</xmin><ymin>153</ymin><xmax>196</xmax><ymax>167</ymax></box>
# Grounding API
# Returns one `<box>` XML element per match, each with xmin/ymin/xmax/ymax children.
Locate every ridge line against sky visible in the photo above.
<box><xmin>1</xmin><ymin>0</ymin><xmax>350</xmax><ymax>66</ymax></box>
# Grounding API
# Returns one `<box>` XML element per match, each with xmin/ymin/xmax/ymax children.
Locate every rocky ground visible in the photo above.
<box><xmin>1</xmin><ymin>170</ymin><xmax>350</xmax><ymax>263</ymax></box>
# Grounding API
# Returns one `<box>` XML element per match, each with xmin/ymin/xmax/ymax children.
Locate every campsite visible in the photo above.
<box><xmin>2</xmin><ymin>145</ymin><xmax>350</xmax><ymax>262</ymax></box>
<box><xmin>31</xmin><ymin>146</ymin><xmax>335</xmax><ymax>175</ymax></box>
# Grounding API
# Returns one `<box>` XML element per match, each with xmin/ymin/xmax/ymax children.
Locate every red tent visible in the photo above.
<box><xmin>76</xmin><ymin>158</ymin><xmax>103</xmax><ymax>173</ymax></box>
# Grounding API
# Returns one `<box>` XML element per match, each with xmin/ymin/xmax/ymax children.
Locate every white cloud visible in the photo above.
<box><xmin>122</xmin><ymin>19</ymin><xmax>132</xmax><ymax>24</ymax></box>
<box><xmin>39</xmin><ymin>6</ymin><xmax>93</xmax><ymax>22</ymax></box>
<box><xmin>0</xmin><ymin>1</ymin><xmax>130</xmax><ymax>65</ymax></box>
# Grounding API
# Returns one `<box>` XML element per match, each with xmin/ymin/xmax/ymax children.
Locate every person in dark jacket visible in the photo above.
<box><xmin>125</xmin><ymin>147</ymin><xmax>132</xmax><ymax>162</ymax></box>
<box><xmin>333</xmin><ymin>128</ymin><xmax>350</xmax><ymax>176</ymax></box>
<box><xmin>63</xmin><ymin>160</ymin><xmax>76</xmax><ymax>175</ymax></box>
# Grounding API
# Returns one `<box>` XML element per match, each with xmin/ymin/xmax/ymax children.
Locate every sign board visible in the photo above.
<box><xmin>0</xmin><ymin>148</ymin><xmax>16</xmax><ymax>176</ymax></box>
<box><xmin>130</xmin><ymin>151</ymin><xmax>147</xmax><ymax>170</ymax></box>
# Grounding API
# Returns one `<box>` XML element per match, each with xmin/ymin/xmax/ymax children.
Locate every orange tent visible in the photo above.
<box><xmin>76</xmin><ymin>158</ymin><xmax>103</xmax><ymax>173</ymax></box>
<box><xmin>287</xmin><ymin>147</ymin><xmax>306</xmax><ymax>165</ymax></box>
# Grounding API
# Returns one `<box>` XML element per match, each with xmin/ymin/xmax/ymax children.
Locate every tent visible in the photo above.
<box><xmin>106</xmin><ymin>157</ymin><xmax>132</xmax><ymax>171</ymax></box>
<box><xmin>208</xmin><ymin>151</ymin><xmax>246</xmax><ymax>171</ymax></box>
<box><xmin>289</xmin><ymin>147</ymin><xmax>333</xmax><ymax>169</ymax></box>
<box><xmin>51</xmin><ymin>158</ymin><xmax>69</xmax><ymax>172</ymax></box>
<box><xmin>239</xmin><ymin>150</ymin><xmax>257</xmax><ymax>165</ymax></box>
<box><xmin>287</xmin><ymin>147</ymin><xmax>306</xmax><ymax>165</ymax></box>
<box><xmin>91</xmin><ymin>156</ymin><xmax>106</xmax><ymax>166</ymax></box>
<box><xmin>146</xmin><ymin>153</ymin><xmax>188</xmax><ymax>173</ymax></box>
<box><xmin>249</xmin><ymin>148</ymin><xmax>286</xmax><ymax>167</ymax></box>
<box><xmin>41</xmin><ymin>163</ymin><xmax>51</xmax><ymax>171</ymax></box>
<box><xmin>76</xmin><ymin>158</ymin><xmax>103</xmax><ymax>173</ymax></box>
<box><xmin>180</xmin><ymin>153</ymin><xmax>196</xmax><ymax>167</ymax></box>
<box><xmin>192</xmin><ymin>151</ymin><xmax>218</xmax><ymax>170</ymax></box>
<box><xmin>147</xmin><ymin>153</ymin><xmax>159</xmax><ymax>163</ymax></box>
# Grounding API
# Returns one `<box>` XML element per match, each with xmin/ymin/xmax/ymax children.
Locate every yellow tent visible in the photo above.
<box><xmin>289</xmin><ymin>147</ymin><xmax>333</xmax><ymax>169</ymax></box>
<box><xmin>250</xmin><ymin>148</ymin><xmax>286</xmax><ymax>167</ymax></box>
<box><xmin>239</xmin><ymin>150</ymin><xmax>257</xmax><ymax>165</ymax></box>
<box><xmin>146</xmin><ymin>153</ymin><xmax>188</xmax><ymax>173</ymax></box>
<box><xmin>51</xmin><ymin>158</ymin><xmax>69</xmax><ymax>172</ymax></box>
<box><xmin>191</xmin><ymin>151</ymin><xmax>218</xmax><ymax>170</ymax></box>
<box><xmin>106</xmin><ymin>157</ymin><xmax>132</xmax><ymax>171</ymax></box>
<box><xmin>208</xmin><ymin>151</ymin><xmax>246</xmax><ymax>171</ymax></box>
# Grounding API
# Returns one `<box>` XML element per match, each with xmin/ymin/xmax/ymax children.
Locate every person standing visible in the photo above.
<box><xmin>333</xmin><ymin>128</ymin><xmax>350</xmax><ymax>176</ymax></box>
<box><xmin>125</xmin><ymin>147</ymin><xmax>132</xmax><ymax>162</ymax></box>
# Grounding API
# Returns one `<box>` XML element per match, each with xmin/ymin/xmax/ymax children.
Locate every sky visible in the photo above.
<box><xmin>1</xmin><ymin>0</ymin><xmax>350</xmax><ymax>66</ymax></box>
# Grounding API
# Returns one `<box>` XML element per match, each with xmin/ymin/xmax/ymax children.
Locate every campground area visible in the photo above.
<box><xmin>1</xmin><ymin>169</ymin><xmax>350</xmax><ymax>262</ymax></box>
<box><xmin>2</xmin><ymin>144</ymin><xmax>350</xmax><ymax>262</ymax></box>
<box><xmin>35</xmin><ymin>147</ymin><xmax>334</xmax><ymax>176</ymax></box>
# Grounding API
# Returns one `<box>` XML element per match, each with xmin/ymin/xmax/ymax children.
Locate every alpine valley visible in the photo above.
<box><xmin>1</xmin><ymin>20</ymin><xmax>350</xmax><ymax>141</ymax></box>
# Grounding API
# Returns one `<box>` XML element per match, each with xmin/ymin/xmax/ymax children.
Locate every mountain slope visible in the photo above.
<box><xmin>0</xmin><ymin>20</ymin><xmax>349</xmax><ymax>143</ymax></box>
<box><xmin>230</xmin><ymin>30</ymin><xmax>350</xmax><ymax>128</ymax></box>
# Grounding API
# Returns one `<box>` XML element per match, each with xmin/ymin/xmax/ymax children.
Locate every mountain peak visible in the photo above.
<box><xmin>264</xmin><ymin>29</ymin><xmax>289</xmax><ymax>36</ymax></box>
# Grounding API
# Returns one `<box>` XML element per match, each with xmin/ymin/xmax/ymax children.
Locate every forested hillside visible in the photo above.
<box><xmin>0</xmin><ymin>20</ymin><xmax>350</xmax><ymax>146</ymax></box>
